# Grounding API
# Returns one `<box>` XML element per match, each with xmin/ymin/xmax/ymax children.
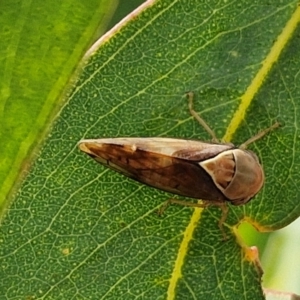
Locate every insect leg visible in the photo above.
<box><xmin>188</xmin><ymin>200</ymin><xmax>229</xmax><ymax>240</ymax></box>
<box><xmin>158</xmin><ymin>198</ymin><xmax>229</xmax><ymax>240</ymax></box>
<box><xmin>157</xmin><ymin>198</ymin><xmax>209</xmax><ymax>216</ymax></box>
<box><xmin>239</xmin><ymin>122</ymin><xmax>280</xmax><ymax>149</ymax></box>
<box><xmin>217</xmin><ymin>202</ymin><xmax>229</xmax><ymax>240</ymax></box>
<box><xmin>186</xmin><ymin>92</ymin><xmax>218</xmax><ymax>142</ymax></box>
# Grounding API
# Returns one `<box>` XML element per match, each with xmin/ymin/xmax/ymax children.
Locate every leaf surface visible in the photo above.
<box><xmin>1</xmin><ymin>0</ymin><xmax>300</xmax><ymax>299</ymax></box>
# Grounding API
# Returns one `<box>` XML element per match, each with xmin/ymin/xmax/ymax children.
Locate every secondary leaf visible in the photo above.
<box><xmin>0</xmin><ymin>0</ymin><xmax>116</xmax><ymax>207</ymax></box>
<box><xmin>1</xmin><ymin>0</ymin><xmax>300</xmax><ymax>299</ymax></box>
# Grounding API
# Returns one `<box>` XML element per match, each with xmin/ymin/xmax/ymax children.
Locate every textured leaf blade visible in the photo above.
<box><xmin>1</xmin><ymin>1</ymin><xmax>300</xmax><ymax>299</ymax></box>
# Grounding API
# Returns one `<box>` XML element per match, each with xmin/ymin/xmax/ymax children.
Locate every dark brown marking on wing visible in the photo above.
<box><xmin>86</xmin><ymin>143</ymin><xmax>228</xmax><ymax>203</ymax></box>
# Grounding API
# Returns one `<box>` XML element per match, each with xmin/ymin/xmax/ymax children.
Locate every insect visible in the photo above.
<box><xmin>78</xmin><ymin>92</ymin><xmax>279</xmax><ymax>238</ymax></box>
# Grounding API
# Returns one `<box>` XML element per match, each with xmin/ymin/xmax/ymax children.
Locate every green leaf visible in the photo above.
<box><xmin>1</xmin><ymin>0</ymin><xmax>300</xmax><ymax>299</ymax></box>
<box><xmin>0</xmin><ymin>0</ymin><xmax>116</xmax><ymax>207</ymax></box>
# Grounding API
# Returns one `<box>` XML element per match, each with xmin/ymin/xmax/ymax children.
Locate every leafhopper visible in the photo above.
<box><xmin>78</xmin><ymin>92</ymin><xmax>279</xmax><ymax>236</ymax></box>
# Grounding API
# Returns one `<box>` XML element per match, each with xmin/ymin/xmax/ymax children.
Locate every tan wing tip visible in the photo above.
<box><xmin>78</xmin><ymin>140</ymin><xmax>94</xmax><ymax>154</ymax></box>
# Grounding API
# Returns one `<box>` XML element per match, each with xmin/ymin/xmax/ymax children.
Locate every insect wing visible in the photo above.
<box><xmin>78</xmin><ymin>138</ymin><xmax>234</xmax><ymax>202</ymax></box>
